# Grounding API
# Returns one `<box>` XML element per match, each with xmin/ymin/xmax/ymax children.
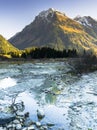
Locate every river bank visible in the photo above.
<box><xmin>0</xmin><ymin>60</ymin><xmax>97</xmax><ymax>130</ymax></box>
<box><xmin>0</xmin><ymin>102</ymin><xmax>54</xmax><ymax>130</ymax></box>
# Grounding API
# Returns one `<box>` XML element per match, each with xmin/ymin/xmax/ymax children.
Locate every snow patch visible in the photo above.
<box><xmin>38</xmin><ymin>8</ymin><xmax>55</xmax><ymax>19</ymax></box>
<box><xmin>37</xmin><ymin>8</ymin><xmax>65</xmax><ymax>22</ymax></box>
<box><xmin>75</xmin><ymin>16</ymin><xmax>92</xmax><ymax>27</ymax></box>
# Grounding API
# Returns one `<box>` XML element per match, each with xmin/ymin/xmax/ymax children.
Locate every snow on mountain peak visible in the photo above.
<box><xmin>37</xmin><ymin>8</ymin><xmax>65</xmax><ymax>21</ymax></box>
<box><xmin>74</xmin><ymin>16</ymin><xmax>92</xmax><ymax>27</ymax></box>
<box><xmin>38</xmin><ymin>8</ymin><xmax>55</xmax><ymax>19</ymax></box>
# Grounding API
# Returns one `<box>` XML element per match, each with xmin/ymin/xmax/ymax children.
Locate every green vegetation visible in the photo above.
<box><xmin>0</xmin><ymin>35</ymin><xmax>21</xmax><ymax>59</ymax></box>
<box><xmin>21</xmin><ymin>47</ymin><xmax>78</xmax><ymax>59</ymax></box>
<box><xmin>0</xmin><ymin>35</ymin><xmax>19</xmax><ymax>53</ymax></box>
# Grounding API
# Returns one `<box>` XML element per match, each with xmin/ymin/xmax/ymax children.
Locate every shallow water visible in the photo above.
<box><xmin>0</xmin><ymin>61</ymin><xmax>97</xmax><ymax>130</ymax></box>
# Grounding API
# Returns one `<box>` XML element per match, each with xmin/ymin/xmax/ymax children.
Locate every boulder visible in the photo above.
<box><xmin>37</xmin><ymin>109</ymin><xmax>45</xmax><ymax>120</ymax></box>
<box><xmin>28</xmin><ymin>126</ymin><xmax>35</xmax><ymax>130</ymax></box>
<box><xmin>0</xmin><ymin>112</ymin><xmax>16</xmax><ymax>125</ymax></box>
<box><xmin>36</xmin><ymin>122</ymin><xmax>41</xmax><ymax>127</ymax></box>
<box><xmin>24</xmin><ymin>118</ymin><xmax>33</xmax><ymax>127</ymax></box>
<box><xmin>15</xmin><ymin>124</ymin><xmax>22</xmax><ymax>130</ymax></box>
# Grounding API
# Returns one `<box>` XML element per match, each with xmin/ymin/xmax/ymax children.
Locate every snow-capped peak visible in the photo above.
<box><xmin>37</xmin><ymin>8</ymin><xmax>65</xmax><ymax>21</ymax></box>
<box><xmin>38</xmin><ymin>8</ymin><xmax>55</xmax><ymax>19</ymax></box>
<box><xmin>74</xmin><ymin>16</ymin><xmax>92</xmax><ymax>27</ymax></box>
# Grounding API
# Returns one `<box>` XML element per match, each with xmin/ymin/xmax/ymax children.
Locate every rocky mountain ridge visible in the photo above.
<box><xmin>7</xmin><ymin>8</ymin><xmax>97</xmax><ymax>55</ymax></box>
<box><xmin>74</xmin><ymin>16</ymin><xmax>97</xmax><ymax>39</ymax></box>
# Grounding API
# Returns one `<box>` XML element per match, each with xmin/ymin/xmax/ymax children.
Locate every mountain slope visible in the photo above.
<box><xmin>0</xmin><ymin>35</ymin><xmax>19</xmax><ymax>54</ymax></box>
<box><xmin>9</xmin><ymin>8</ymin><xmax>97</xmax><ymax>54</ymax></box>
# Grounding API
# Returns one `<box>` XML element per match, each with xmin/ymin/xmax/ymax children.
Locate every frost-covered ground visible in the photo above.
<box><xmin>0</xmin><ymin>61</ymin><xmax>97</xmax><ymax>130</ymax></box>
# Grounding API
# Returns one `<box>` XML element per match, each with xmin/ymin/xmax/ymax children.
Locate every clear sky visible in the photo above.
<box><xmin>0</xmin><ymin>0</ymin><xmax>97</xmax><ymax>39</ymax></box>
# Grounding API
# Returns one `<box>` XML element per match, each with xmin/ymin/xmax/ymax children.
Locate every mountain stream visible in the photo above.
<box><xmin>0</xmin><ymin>60</ymin><xmax>97</xmax><ymax>130</ymax></box>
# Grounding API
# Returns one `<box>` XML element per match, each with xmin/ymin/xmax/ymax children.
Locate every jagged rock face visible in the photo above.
<box><xmin>74</xmin><ymin>16</ymin><xmax>93</xmax><ymax>27</ymax></box>
<box><xmin>9</xmin><ymin>8</ymin><xmax>97</xmax><ymax>54</ymax></box>
<box><xmin>74</xmin><ymin>16</ymin><xmax>97</xmax><ymax>39</ymax></box>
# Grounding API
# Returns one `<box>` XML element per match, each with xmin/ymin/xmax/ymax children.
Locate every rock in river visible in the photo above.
<box><xmin>37</xmin><ymin>109</ymin><xmax>45</xmax><ymax>120</ymax></box>
<box><xmin>0</xmin><ymin>112</ymin><xmax>16</xmax><ymax>125</ymax></box>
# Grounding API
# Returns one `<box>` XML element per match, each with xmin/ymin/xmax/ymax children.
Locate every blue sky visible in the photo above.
<box><xmin>0</xmin><ymin>0</ymin><xmax>97</xmax><ymax>39</ymax></box>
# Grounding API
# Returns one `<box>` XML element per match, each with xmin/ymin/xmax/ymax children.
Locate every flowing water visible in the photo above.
<box><xmin>0</xmin><ymin>60</ymin><xmax>97</xmax><ymax>130</ymax></box>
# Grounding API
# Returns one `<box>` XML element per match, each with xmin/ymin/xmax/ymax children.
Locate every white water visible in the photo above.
<box><xmin>0</xmin><ymin>77</ymin><xmax>16</xmax><ymax>89</ymax></box>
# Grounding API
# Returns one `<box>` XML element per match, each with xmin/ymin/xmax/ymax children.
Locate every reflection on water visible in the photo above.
<box><xmin>0</xmin><ymin>61</ymin><xmax>97</xmax><ymax>129</ymax></box>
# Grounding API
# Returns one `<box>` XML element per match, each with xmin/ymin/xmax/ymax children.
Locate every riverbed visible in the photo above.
<box><xmin>0</xmin><ymin>60</ymin><xmax>97</xmax><ymax>130</ymax></box>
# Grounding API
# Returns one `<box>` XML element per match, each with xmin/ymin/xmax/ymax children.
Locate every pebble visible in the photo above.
<box><xmin>16</xmin><ymin>124</ymin><xmax>22</xmax><ymax>130</ymax></box>
<box><xmin>0</xmin><ymin>102</ymin><xmax>55</xmax><ymax>130</ymax></box>
<box><xmin>22</xmin><ymin>128</ymin><xmax>28</xmax><ymax>130</ymax></box>
<box><xmin>37</xmin><ymin>109</ymin><xmax>45</xmax><ymax>120</ymax></box>
<box><xmin>7</xmin><ymin>124</ymin><xmax>13</xmax><ymax>128</ymax></box>
<box><xmin>24</xmin><ymin>118</ymin><xmax>33</xmax><ymax>127</ymax></box>
<box><xmin>42</xmin><ymin>125</ymin><xmax>48</xmax><ymax>129</ymax></box>
<box><xmin>36</xmin><ymin>121</ymin><xmax>41</xmax><ymax>127</ymax></box>
<box><xmin>16</xmin><ymin>112</ymin><xmax>24</xmax><ymax>116</ymax></box>
<box><xmin>28</xmin><ymin>126</ymin><xmax>35</xmax><ymax>130</ymax></box>
<box><xmin>13</xmin><ymin>119</ymin><xmax>20</xmax><ymax>124</ymax></box>
<box><xmin>19</xmin><ymin>118</ymin><xmax>24</xmax><ymax>123</ymax></box>
<box><xmin>12</xmin><ymin>124</ymin><xmax>16</xmax><ymax>128</ymax></box>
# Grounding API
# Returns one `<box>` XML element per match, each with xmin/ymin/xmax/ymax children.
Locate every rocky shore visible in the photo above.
<box><xmin>0</xmin><ymin>102</ymin><xmax>54</xmax><ymax>130</ymax></box>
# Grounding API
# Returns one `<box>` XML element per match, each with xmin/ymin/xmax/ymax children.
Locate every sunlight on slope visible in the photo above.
<box><xmin>59</xmin><ymin>25</ymin><xmax>84</xmax><ymax>33</ymax></box>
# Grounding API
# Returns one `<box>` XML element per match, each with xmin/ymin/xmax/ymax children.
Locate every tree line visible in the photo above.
<box><xmin>21</xmin><ymin>47</ymin><xmax>78</xmax><ymax>59</ymax></box>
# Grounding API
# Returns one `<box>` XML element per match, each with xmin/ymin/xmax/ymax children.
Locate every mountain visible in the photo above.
<box><xmin>0</xmin><ymin>35</ymin><xmax>20</xmax><ymax>58</ymax></box>
<box><xmin>9</xmin><ymin>8</ymin><xmax>97</xmax><ymax>55</ymax></box>
<box><xmin>74</xmin><ymin>16</ymin><xmax>97</xmax><ymax>39</ymax></box>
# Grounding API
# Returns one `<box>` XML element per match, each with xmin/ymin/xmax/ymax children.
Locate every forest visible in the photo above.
<box><xmin>21</xmin><ymin>47</ymin><xmax>78</xmax><ymax>59</ymax></box>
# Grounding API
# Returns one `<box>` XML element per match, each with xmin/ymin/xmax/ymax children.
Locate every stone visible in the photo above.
<box><xmin>39</xmin><ymin>127</ymin><xmax>44</xmax><ymax>130</ymax></box>
<box><xmin>13</xmin><ymin>119</ymin><xmax>20</xmax><ymax>124</ymax></box>
<box><xmin>22</xmin><ymin>128</ymin><xmax>28</xmax><ymax>130</ymax></box>
<box><xmin>36</xmin><ymin>122</ymin><xmax>41</xmax><ymax>127</ymax></box>
<box><xmin>15</xmin><ymin>124</ymin><xmax>22</xmax><ymax>130</ymax></box>
<box><xmin>16</xmin><ymin>112</ymin><xmax>24</xmax><ymax>119</ymax></box>
<box><xmin>19</xmin><ymin>118</ymin><xmax>24</xmax><ymax>123</ymax></box>
<box><xmin>24</xmin><ymin>118</ymin><xmax>33</xmax><ymax>127</ymax></box>
<box><xmin>28</xmin><ymin>126</ymin><xmax>35</xmax><ymax>130</ymax></box>
<box><xmin>0</xmin><ymin>112</ymin><xmax>16</xmax><ymax>125</ymax></box>
<box><xmin>24</xmin><ymin>112</ymin><xmax>29</xmax><ymax>118</ymax></box>
<box><xmin>37</xmin><ymin>109</ymin><xmax>45</xmax><ymax>120</ymax></box>
<box><xmin>16</xmin><ymin>112</ymin><xmax>24</xmax><ymax>116</ymax></box>
<box><xmin>12</xmin><ymin>124</ymin><xmax>16</xmax><ymax>128</ymax></box>
<box><xmin>0</xmin><ymin>127</ymin><xmax>5</xmax><ymax>130</ymax></box>
<box><xmin>47</xmin><ymin>123</ymin><xmax>55</xmax><ymax>127</ymax></box>
<box><xmin>15</xmin><ymin>101</ymin><xmax>25</xmax><ymax>112</ymax></box>
<box><xmin>42</xmin><ymin>125</ymin><xmax>48</xmax><ymax>129</ymax></box>
<box><xmin>7</xmin><ymin>124</ymin><xmax>13</xmax><ymax>128</ymax></box>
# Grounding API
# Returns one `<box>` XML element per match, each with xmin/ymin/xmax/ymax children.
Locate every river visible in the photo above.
<box><xmin>0</xmin><ymin>60</ymin><xmax>97</xmax><ymax>130</ymax></box>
